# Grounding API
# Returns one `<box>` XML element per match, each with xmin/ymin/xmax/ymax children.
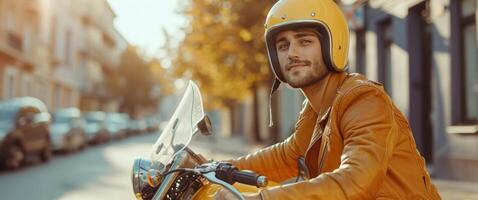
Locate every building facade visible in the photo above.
<box><xmin>0</xmin><ymin>0</ymin><xmax>126</xmax><ymax>112</ymax></box>
<box><xmin>0</xmin><ymin>0</ymin><xmax>51</xmax><ymax>107</ymax></box>
<box><xmin>48</xmin><ymin>0</ymin><xmax>84</xmax><ymax>110</ymax></box>
<box><xmin>74</xmin><ymin>0</ymin><xmax>127</xmax><ymax>112</ymax></box>
<box><xmin>345</xmin><ymin>0</ymin><xmax>478</xmax><ymax>181</ymax></box>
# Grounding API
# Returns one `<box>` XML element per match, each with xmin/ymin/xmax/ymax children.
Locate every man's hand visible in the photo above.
<box><xmin>214</xmin><ymin>189</ymin><xmax>261</xmax><ymax>200</ymax></box>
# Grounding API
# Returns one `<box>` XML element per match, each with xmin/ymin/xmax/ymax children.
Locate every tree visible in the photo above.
<box><xmin>173</xmin><ymin>0</ymin><xmax>274</xmax><ymax>108</ymax></box>
<box><xmin>113</xmin><ymin>46</ymin><xmax>156</xmax><ymax>116</ymax></box>
<box><xmin>149</xmin><ymin>58</ymin><xmax>175</xmax><ymax>105</ymax></box>
<box><xmin>172</xmin><ymin>0</ymin><xmax>276</xmax><ymax>142</ymax></box>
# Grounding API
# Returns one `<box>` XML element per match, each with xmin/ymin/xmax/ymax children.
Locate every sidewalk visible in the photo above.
<box><xmin>193</xmin><ymin>135</ymin><xmax>478</xmax><ymax>199</ymax></box>
<box><xmin>433</xmin><ymin>179</ymin><xmax>478</xmax><ymax>200</ymax></box>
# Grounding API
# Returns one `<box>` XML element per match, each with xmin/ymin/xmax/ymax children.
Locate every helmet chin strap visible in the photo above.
<box><xmin>269</xmin><ymin>78</ymin><xmax>281</xmax><ymax>127</ymax></box>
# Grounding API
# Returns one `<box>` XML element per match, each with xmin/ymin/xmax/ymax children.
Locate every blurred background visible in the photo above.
<box><xmin>0</xmin><ymin>0</ymin><xmax>477</xmax><ymax>199</ymax></box>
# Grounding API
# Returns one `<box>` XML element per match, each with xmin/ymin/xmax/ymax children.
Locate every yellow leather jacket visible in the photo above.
<box><xmin>230</xmin><ymin>72</ymin><xmax>441</xmax><ymax>199</ymax></box>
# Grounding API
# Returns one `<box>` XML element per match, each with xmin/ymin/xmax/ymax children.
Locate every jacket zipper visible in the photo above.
<box><xmin>317</xmin><ymin>143</ymin><xmax>328</xmax><ymax>173</ymax></box>
<box><xmin>317</xmin><ymin>131</ymin><xmax>330</xmax><ymax>173</ymax></box>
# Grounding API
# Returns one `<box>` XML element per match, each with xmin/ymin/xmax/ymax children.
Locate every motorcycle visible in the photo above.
<box><xmin>131</xmin><ymin>81</ymin><xmax>276</xmax><ymax>200</ymax></box>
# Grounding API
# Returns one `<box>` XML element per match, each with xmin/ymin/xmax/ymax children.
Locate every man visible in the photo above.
<box><xmin>215</xmin><ymin>0</ymin><xmax>441</xmax><ymax>199</ymax></box>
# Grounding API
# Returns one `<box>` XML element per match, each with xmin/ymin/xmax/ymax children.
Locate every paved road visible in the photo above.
<box><xmin>1</xmin><ymin>132</ymin><xmax>477</xmax><ymax>200</ymax></box>
<box><xmin>0</xmin><ymin>133</ymin><xmax>240</xmax><ymax>200</ymax></box>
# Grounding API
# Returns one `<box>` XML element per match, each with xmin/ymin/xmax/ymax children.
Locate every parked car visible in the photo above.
<box><xmin>105</xmin><ymin>113</ymin><xmax>129</xmax><ymax>139</ymax></box>
<box><xmin>0</xmin><ymin>97</ymin><xmax>52</xmax><ymax>169</ymax></box>
<box><xmin>118</xmin><ymin>113</ymin><xmax>130</xmax><ymax>134</ymax></box>
<box><xmin>50</xmin><ymin>108</ymin><xmax>87</xmax><ymax>152</ymax></box>
<box><xmin>128</xmin><ymin>119</ymin><xmax>147</xmax><ymax>135</ymax></box>
<box><xmin>145</xmin><ymin>116</ymin><xmax>160</xmax><ymax>133</ymax></box>
<box><xmin>83</xmin><ymin>111</ymin><xmax>109</xmax><ymax>144</ymax></box>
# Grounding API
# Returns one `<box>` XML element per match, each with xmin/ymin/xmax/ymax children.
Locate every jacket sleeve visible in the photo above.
<box><xmin>228</xmin><ymin>103</ymin><xmax>315</xmax><ymax>183</ymax></box>
<box><xmin>228</xmin><ymin>136</ymin><xmax>300</xmax><ymax>182</ymax></box>
<box><xmin>260</xmin><ymin>86</ymin><xmax>399</xmax><ymax>200</ymax></box>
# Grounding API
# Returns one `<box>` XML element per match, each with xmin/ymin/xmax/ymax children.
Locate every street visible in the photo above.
<box><xmin>0</xmin><ymin>134</ymin><xmax>150</xmax><ymax>200</ymax></box>
<box><xmin>0</xmin><ymin>132</ymin><xmax>477</xmax><ymax>200</ymax></box>
<box><xmin>1</xmin><ymin>0</ymin><xmax>478</xmax><ymax>199</ymax></box>
<box><xmin>0</xmin><ymin>133</ymin><xmax>242</xmax><ymax>200</ymax></box>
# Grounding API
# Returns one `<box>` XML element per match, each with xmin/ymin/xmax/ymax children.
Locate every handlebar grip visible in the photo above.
<box><xmin>215</xmin><ymin>162</ymin><xmax>268</xmax><ymax>188</ymax></box>
<box><xmin>231</xmin><ymin>170</ymin><xmax>268</xmax><ymax>188</ymax></box>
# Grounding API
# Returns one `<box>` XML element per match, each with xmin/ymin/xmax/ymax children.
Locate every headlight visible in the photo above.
<box><xmin>132</xmin><ymin>158</ymin><xmax>157</xmax><ymax>200</ymax></box>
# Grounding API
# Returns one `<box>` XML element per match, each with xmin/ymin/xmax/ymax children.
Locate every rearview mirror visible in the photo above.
<box><xmin>197</xmin><ymin>115</ymin><xmax>212</xmax><ymax>136</ymax></box>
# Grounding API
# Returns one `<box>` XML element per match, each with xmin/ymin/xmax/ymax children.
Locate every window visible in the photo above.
<box><xmin>55</xmin><ymin>84</ymin><xmax>62</xmax><ymax>109</ymax></box>
<box><xmin>461</xmin><ymin>0</ymin><xmax>476</xmax><ymax>17</ymax></box>
<box><xmin>377</xmin><ymin>18</ymin><xmax>393</xmax><ymax>95</ymax></box>
<box><xmin>5</xmin><ymin>10</ymin><xmax>15</xmax><ymax>32</ymax></box>
<box><xmin>7</xmin><ymin>33</ymin><xmax>22</xmax><ymax>52</ymax></box>
<box><xmin>36</xmin><ymin>81</ymin><xmax>50</xmax><ymax>108</ymax></box>
<box><xmin>3</xmin><ymin>68</ymin><xmax>17</xmax><ymax>98</ymax></box>
<box><xmin>451</xmin><ymin>0</ymin><xmax>477</xmax><ymax>124</ymax></box>
<box><xmin>50</xmin><ymin>16</ymin><xmax>57</xmax><ymax>54</ymax></box>
<box><xmin>464</xmin><ymin>22</ymin><xmax>477</xmax><ymax>121</ymax></box>
<box><xmin>65</xmin><ymin>30</ymin><xmax>72</xmax><ymax>65</ymax></box>
<box><xmin>23</xmin><ymin>24</ymin><xmax>32</xmax><ymax>52</ymax></box>
<box><xmin>7</xmin><ymin>73</ymin><xmax>15</xmax><ymax>98</ymax></box>
<box><xmin>21</xmin><ymin>75</ymin><xmax>31</xmax><ymax>96</ymax></box>
<box><xmin>64</xmin><ymin>88</ymin><xmax>71</xmax><ymax>107</ymax></box>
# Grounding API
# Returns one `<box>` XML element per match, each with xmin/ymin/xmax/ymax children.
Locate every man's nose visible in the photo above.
<box><xmin>287</xmin><ymin>42</ymin><xmax>300</xmax><ymax>60</ymax></box>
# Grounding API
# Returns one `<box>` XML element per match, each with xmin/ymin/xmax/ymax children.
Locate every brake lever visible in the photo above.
<box><xmin>201</xmin><ymin>171</ymin><xmax>245</xmax><ymax>200</ymax></box>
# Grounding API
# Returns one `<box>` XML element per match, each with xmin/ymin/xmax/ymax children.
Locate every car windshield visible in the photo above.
<box><xmin>0</xmin><ymin>105</ymin><xmax>17</xmax><ymax>122</ymax></box>
<box><xmin>0</xmin><ymin>105</ymin><xmax>17</xmax><ymax>131</ymax></box>
<box><xmin>150</xmin><ymin>81</ymin><xmax>204</xmax><ymax>172</ymax></box>
<box><xmin>85</xmin><ymin>113</ymin><xmax>104</xmax><ymax>123</ymax></box>
<box><xmin>106</xmin><ymin>114</ymin><xmax>122</xmax><ymax>123</ymax></box>
<box><xmin>53</xmin><ymin>115</ymin><xmax>72</xmax><ymax>124</ymax></box>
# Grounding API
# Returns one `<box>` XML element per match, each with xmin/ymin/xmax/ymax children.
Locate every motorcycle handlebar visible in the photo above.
<box><xmin>231</xmin><ymin>170</ymin><xmax>268</xmax><ymax>188</ymax></box>
<box><xmin>215</xmin><ymin>163</ymin><xmax>268</xmax><ymax>188</ymax></box>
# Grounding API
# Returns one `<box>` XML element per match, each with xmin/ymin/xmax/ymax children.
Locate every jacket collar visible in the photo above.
<box><xmin>304</xmin><ymin>71</ymin><xmax>348</xmax><ymax>120</ymax></box>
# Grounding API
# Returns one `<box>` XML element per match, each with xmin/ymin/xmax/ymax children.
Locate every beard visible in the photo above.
<box><xmin>287</xmin><ymin>72</ymin><xmax>323</xmax><ymax>88</ymax></box>
<box><xmin>283</xmin><ymin>60</ymin><xmax>329</xmax><ymax>88</ymax></box>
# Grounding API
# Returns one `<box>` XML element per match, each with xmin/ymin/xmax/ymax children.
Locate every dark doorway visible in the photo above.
<box><xmin>377</xmin><ymin>18</ymin><xmax>393</xmax><ymax>95</ymax></box>
<box><xmin>355</xmin><ymin>29</ymin><xmax>367</xmax><ymax>75</ymax></box>
<box><xmin>407</xmin><ymin>1</ymin><xmax>433</xmax><ymax>163</ymax></box>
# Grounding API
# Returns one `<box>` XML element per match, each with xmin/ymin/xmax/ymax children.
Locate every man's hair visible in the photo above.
<box><xmin>294</xmin><ymin>28</ymin><xmax>322</xmax><ymax>39</ymax></box>
<box><xmin>275</xmin><ymin>27</ymin><xmax>323</xmax><ymax>44</ymax></box>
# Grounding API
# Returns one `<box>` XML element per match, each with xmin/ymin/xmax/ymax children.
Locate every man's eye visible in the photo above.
<box><xmin>277</xmin><ymin>43</ymin><xmax>288</xmax><ymax>51</ymax></box>
<box><xmin>301</xmin><ymin>40</ymin><xmax>312</xmax><ymax>45</ymax></box>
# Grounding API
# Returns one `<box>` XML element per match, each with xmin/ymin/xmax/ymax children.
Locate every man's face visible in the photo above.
<box><xmin>275</xmin><ymin>28</ymin><xmax>329</xmax><ymax>88</ymax></box>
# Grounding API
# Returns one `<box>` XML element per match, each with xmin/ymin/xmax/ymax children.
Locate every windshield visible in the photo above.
<box><xmin>53</xmin><ymin>115</ymin><xmax>72</xmax><ymax>124</ymax></box>
<box><xmin>0</xmin><ymin>106</ymin><xmax>17</xmax><ymax>132</ymax></box>
<box><xmin>106</xmin><ymin>114</ymin><xmax>123</xmax><ymax>123</ymax></box>
<box><xmin>150</xmin><ymin>81</ymin><xmax>204</xmax><ymax>171</ymax></box>
<box><xmin>0</xmin><ymin>105</ymin><xmax>17</xmax><ymax>122</ymax></box>
<box><xmin>85</xmin><ymin>113</ymin><xmax>105</xmax><ymax>123</ymax></box>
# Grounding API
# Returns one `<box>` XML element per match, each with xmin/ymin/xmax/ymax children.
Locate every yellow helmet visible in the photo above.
<box><xmin>264</xmin><ymin>0</ymin><xmax>349</xmax><ymax>82</ymax></box>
